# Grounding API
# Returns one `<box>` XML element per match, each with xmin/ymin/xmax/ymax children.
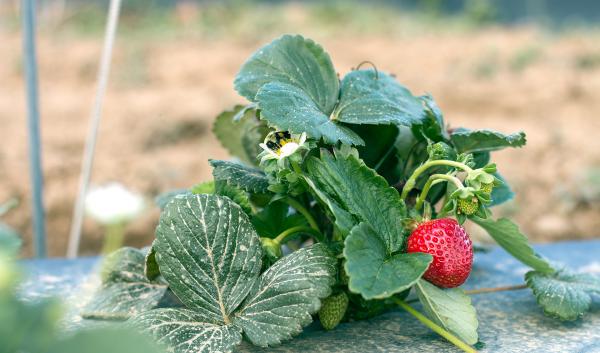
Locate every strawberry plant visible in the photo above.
<box><xmin>82</xmin><ymin>35</ymin><xmax>600</xmax><ymax>353</ymax></box>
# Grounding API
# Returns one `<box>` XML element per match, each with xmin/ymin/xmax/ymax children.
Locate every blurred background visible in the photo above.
<box><xmin>1</xmin><ymin>0</ymin><xmax>600</xmax><ymax>257</ymax></box>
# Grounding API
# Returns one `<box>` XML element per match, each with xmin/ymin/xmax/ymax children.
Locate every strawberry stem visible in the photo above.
<box><xmin>415</xmin><ymin>174</ymin><xmax>464</xmax><ymax>211</ymax></box>
<box><xmin>465</xmin><ymin>284</ymin><xmax>527</xmax><ymax>295</ymax></box>
<box><xmin>401</xmin><ymin>160</ymin><xmax>473</xmax><ymax>201</ymax></box>
<box><xmin>274</xmin><ymin>226</ymin><xmax>324</xmax><ymax>244</ymax></box>
<box><xmin>394</xmin><ymin>298</ymin><xmax>478</xmax><ymax>353</ymax></box>
<box><xmin>283</xmin><ymin>197</ymin><xmax>321</xmax><ymax>232</ymax></box>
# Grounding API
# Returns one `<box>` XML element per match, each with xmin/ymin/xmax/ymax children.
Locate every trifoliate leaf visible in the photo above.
<box><xmin>209</xmin><ymin>159</ymin><xmax>270</xmax><ymax>194</ymax></box>
<box><xmin>256</xmin><ymin>81</ymin><xmax>364</xmax><ymax>145</ymax></box>
<box><xmin>472</xmin><ymin>218</ymin><xmax>554</xmax><ymax>274</ymax></box>
<box><xmin>82</xmin><ymin>247</ymin><xmax>168</xmax><ymax>320</ymax></box>
<box><xmin>213</xmin><ymin>105</ymin><xmax>265</xmax><ymax>165</ymax></box>
<box><xmin>234</xmin><ymin>34</ymin><xmax>339</xmax><ymax>114</ymax></box>
<box><xmin>489</xmin><ymin>173</ymin><xmax>514</xmax><ymax>207</ymax></box>
<box><xmin>130</xmin><ymin>308</ymin><xmax>242</xmax><ymax>353</ymax></box>
<box><xmin>233</xmin><ymin>244</ymin><xmax>336</xmax><ymax>347</ymax></box>
<box><xmin>332</xmin><ymin>70</ymin><xmax>426</xmax><ymax>126</ymax></box>
<box><xmin>415</xmin><ymin>279</ymin><xmax>479</xmax><ymax>345</ymax></box>
<box><xmin>0</xmin><ymin>223</ymin><xmax>21</xmax><ymax>256</ymax></box>
<box><xmin>306</xmin><ymin>150</ymin><xmax>407</xmax><ymax>252</ymax></box>
<box><xmin>526</xmin><ymin>270</ymin><xmax>600</xmax><ymax>321</ymax></box>
<box><xmin>344</xmin><ymin>223</ymin><xmax>432</xmax><ymax>299</ymax></box>
<box><xmin>154</xmin><ymin>194</ymin><xmax>262</xmax><ymax>324</ymax></box>
<box><xmin>450</xmin><ymin>129</ymin><xmax>526</xmax><ymax>153</ymax></box>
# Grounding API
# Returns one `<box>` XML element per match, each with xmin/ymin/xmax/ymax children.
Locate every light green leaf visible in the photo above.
<box><xmin>526</xmin><ymin>270</ymin><xmax>600</xmax><ymax>321</ymax></box>
<box><xmin>306</xmin><ymin>150</ymin><xmax>407</xmax><ymax>251</ymax></box>
<box><xmin>154</xmin><ymin>194</ymin><xmax>262</xmax><ymax>324</ymax></box>
<box><xmin>472</xmin><ymin>218</ymin><xmax>554</xmax><ymax>274</ymax></box>
<box><xmin>130</xmin><ymin>308</ymin><xmax>242</xmax><ymax>353</ymax></box>
<box><xmin>415</xmin><ymin>279</ymin><xmax>479</xmax><ymax>345</ymax></box>
<box><xmin>333</xmin><ymin>70</ymin><xmax>426</xmax><ymax>126</ymax></box>
<box><xmin>82</xmin><ymin>247</ymin><xmax>168</xmax><ymax>320</ymax></box>
<box><xmin>190</xmin><ymin>180</ymin><xmax>215</xmax><ymax>194</ymax></box>
<box><xmin>451</xmin><ymin>129</ymin><xmax>526</xmax><ymax>153</ymax></box>
<box><xmin>234</xmin><ymin>244</ymin><xmax>336</xmax><ymax>347</ymax></box>
<box><xmin>234</xmin><ymin>34</ymin><xmax>339</xmax><ymax>114</ymax></box>
<box><xmin>256</xmin><ymin>82</ymin><xmax>364</xmax><ymax>145</ymax></box>
<box><xmin>213</xmin><ymin>105</ymin><xmax>265</xmax><ymax>165</ymax></box>
<box><xmin>344</xmin><ymin>223</ymin><xmax>432</xmax><ymax>299</ymax></box>
<box><xmin>209</xmin><ymin>159</ymin><xmax>270</xmax><ymax>194</ymax></box>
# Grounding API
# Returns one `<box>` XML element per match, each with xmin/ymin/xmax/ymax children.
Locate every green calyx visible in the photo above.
<box><xmin>260</xmin><ymin>237</ymin><xmax>283</xmax><ymax>261</ymax></box>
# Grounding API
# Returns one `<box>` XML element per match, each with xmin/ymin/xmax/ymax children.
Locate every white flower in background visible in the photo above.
<box><xmin>259</xmin><ymin>131</ymin><xmax>308</xmax><ymax>165</ymax></box>
<box><xmin>85</xmin><ymin>183</ymin><xmax>145</xmax><ymax>225</ymax></box>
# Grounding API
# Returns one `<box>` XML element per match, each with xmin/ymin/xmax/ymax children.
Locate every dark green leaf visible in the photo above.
<box><xmin>233</xmin><ymin>244</ymin><xmax>336</xmax><ymax>347</ymax></box>
<box><xmin>154</xmin><ymin>194</ymin><xmax>262</xmax><ymax>324</ymax></box>
<box><xmin>526</xmin><ymin>270</ymin><xmax>600</xmax><ymax>321</ymax></box>
<box><xmin>144</xmin><ymin>242</ymin><xmax>160</xmax><ymax>281</ymax></box>
<box><xmin>234</xmin><ymin>34</ymin><xmax>339</xmax><ymax>114</ymax></box>
<box><xmin>303</xmin><ymin>176</ymin><xmax>356</xmax><ymax>237</ymax></box>
<box><xmin>344</xmin><ymin>223</ymin><xmax>432</xmax><ymax>299</ymax></box>
<box><xmin>332</xmin><ymin>70</ymin><xmax>426</xmax><ymax>127</ymax></box>
<box><xmin>250</xmin><ymin>201</ymin><xmax>307</xmax><ymax>238</ymax></box>
<box><xmin>306</xmin><ymin>150</ymin><xmax>407</xmax><ymax>251</ymax></box>
<box><xmin>256</xmin><ymin>82</ymin><xmax>364</xmax><ymax>145</ymax></box>
<box><xmin>415</xmin><ymin>279</ymin><xmax>479</xmax><ymax>345</ymax></box>
<box><xmin>350</xmin><ymin>124</ymin><xmax>401</xmax><ymax>184</ymax></box>
<box><xmin>130</xmin><ymin>308</ymin><xmax>242</xmax><ymax>353</ymax></box>
<box><xmin>451</xmin><ymin>129</ymin><xmax>526</xmax><ymax>153</ymax></box>
<box><xmin>82</xmin><ymin>247</ymin><xmax>168</xmax><ymax>320</ymax></box>
<box><xmin>472</xmin><ymin>218</ymin><xmax>554</xmax><ymax>274</ymax></box>
<box><xmin>210</xmin><ymin>159</ymin><xmax>270</xmax><ymax>194</ymax></box>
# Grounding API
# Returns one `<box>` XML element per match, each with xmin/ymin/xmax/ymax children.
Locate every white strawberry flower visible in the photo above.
<box><xmin>85</xmin><ymin>182</ymin><xmax>145</xmax><ymax>225</ymax></box>
<box><xmin>259</xmin><ymin>132</ymin><xmax>308</xmax><ymax>166</ymax></box>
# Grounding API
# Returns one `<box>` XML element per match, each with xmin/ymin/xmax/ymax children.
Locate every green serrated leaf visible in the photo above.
<box><xmin>130</xmin><ymin>308</ymin><xmax>242</xmax><ymax>353</ymax></box>
<box><xmin>234</xmin><ymin>244</ymin><xmax>336</xmax><ymax>347</ymax></box>
<box><xmin>333</xmin><ymin>70</ymin><xmax>426</xmax><ymax>126</ymax></box>
<box><xmin>303</xmin><ymin>176</ymin><xmax>356</xmax><ymax>237</ymax></box>
<box><xmin>451</xmin><ymin>129</ymin><xmax>526</xmax><ymax>153</ymax></box>
<box><xmin>415</xmin><ymin>279</ymin><xmax>479</xmax><ymax>345</ymax></box>
<box><xmin>256</xmin><ymin>81</ymin><xmax>364</xmax><ymax>145</ymax></box>
<box><xmin>526</xmin><ymin>270</ymin><xmax>600</xmax><ymax>321</ymax></box>
<box><xmin>306</xmin><ymin>150</ymin><xmax>407</xmax><ymax>251</ymax></box>
<box><xmin>344</xmin><ymin>223</ymin><xmax>432</xmax><ymax>299</ymax></box>
<box><xmin>82</xmin><ymin>247</ymin><xmax>168</xmax><ymax>320</ymax></box>
<box><xmin>154</xmin><ymin>194</ymin><xmax>262</xmax><ymax>324</ymax></box>
<box><xmin>213</xmin><ymin>105</ymin><xmax>265</xmax><ymax>165</ymax></box>
<box><xmin>472</xmin><ymin>218</ymin><xmax>554</xmax><ymax>274</ymax></box>
<box><xmin>234</xmin><ymin>34</ymin><xmax>339</xmax><ymax>114</ymax></box>
<box><xmin>190</xmin><ymin>181</ymin><xmax>215</xmax><ymax>194</ymax></box>
<box><xmin>209</xmin><ymin>159</ymin><xmax>270</xmax><ymax>194</ymax></box>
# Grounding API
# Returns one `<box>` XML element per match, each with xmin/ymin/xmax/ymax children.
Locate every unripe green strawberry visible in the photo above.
<box><xmin>319</xmin><ymin>292</ymin><xmax>349</xmax><ymax>330</ymax></box>
<box><xmin>480</xmin><ymin>182</ymin><xmax>493</xmax><ymax>194</ymax></box>
<box><xmin>457</xmin><ymin>197</ymin><xmax>478</xmax><ymax>215</ymax></box>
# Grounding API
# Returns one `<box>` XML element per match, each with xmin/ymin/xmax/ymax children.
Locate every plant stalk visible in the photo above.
<box><xmin>465</xmin><ymin>284</ymin><xmax>527</xmax><ymax>295</ymax></box>
<box><xmin>274</xmin><ymin>226</ymin><xmax>324</xmax><ymax>244</ymax></box>
<box><xmin>415</xmin><ymin>174</ymin><xmax>464</xmax><ymax>211</ymax></box>
<box><xmin>401</xmin><ymin>160</ymin><xmax>473</xmax><ymax>200</ymax></box>
<box><xmin>394</xmin><ymin>298</ymin><xmax>478</xmax><ymax>353</ymax></box>
<box><xmin>283</xmin><ymin>197</ymin><xmax>320</xmax><ymax>232</ymax></box>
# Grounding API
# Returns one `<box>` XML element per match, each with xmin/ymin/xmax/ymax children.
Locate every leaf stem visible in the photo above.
<box><xmin>274</xmin><ymin>226</ymin><xmax>324</xmax><ymax>244</ymax></box>
<box><xmin>401</xmin><ymin>160</ymin><xmax>473</xmax><ymax>200</ymax></box>
<box><xmin>283</xmin><ymin>197</ymin><xmax>320</xmax><ymax>232</ymax></box>
<box><xmin>394</xmin><ymin>298</ymin><xmax>478</xmax><ymax>353</ymax></box>
<box><xmin>464</xmin><ymin>284</ymin><xmax>527</xmax><ymax>295</ymax></box>
<box><xmin>415</xmin><ymin>174</ymin><xmax>464</xmax><ymax>211</ymax></box>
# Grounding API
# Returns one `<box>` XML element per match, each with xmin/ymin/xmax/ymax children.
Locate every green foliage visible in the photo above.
<box><xmin>450</xmin><ymin>129</ymin><xmax>526</xmax><ymax>153</ymax></box>
<box><xmin>129</xmin><ymin>194</ymin><xmax>336</xmax><ymax>352</ymax></box>
<box><xmin>415</xmin><ymin>280</ymin><xmax>479</xmax><ymax>345</ymax></box>
<box><xmin>81</xmin><ymin>247</ymin><xmax>168</xmax><ymax>320</ymax></box>
<box><xmin>210</xmin><ymin>159</ymin><xmax>270</xmax><ymax>194</ymax></box>
<box><xmin>526</xmin><ymin>270</ymin><xmax>600</xmax><ymax>321</ymax></box>
<box><xmin>472</xmin><ymin>218</ymin><xmax>554</xmax><ymax>274</ymax></box>
<box><xmin>213</xmin><ymin>105</ymin><xmax>266</xmax><ymax>165</ymax></box>
<box><xmin>250</xmin><ymin>201</ymin><xmax>307</xmax><ymax>238</ymax></box>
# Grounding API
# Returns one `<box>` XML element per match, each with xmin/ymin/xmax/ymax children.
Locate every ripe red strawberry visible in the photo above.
<box><xmin>406</xmin><ymin>218</ymin><xmax>473</xmax><ymax>288</ymax></box>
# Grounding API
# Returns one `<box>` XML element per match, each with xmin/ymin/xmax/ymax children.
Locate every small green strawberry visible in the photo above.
<box><xmin>480</xmin><ymin>182</ymin><xmax>494</xmax><ymax>194</ymax></box>
<box><xmin>457</xmin><ymin>197</ymin><xmax>479</xmax><ymax>215</ymax></box>
<box><xmin>319</xmin><ymin>292</ymin><xmax>349</xmax><ymax>330</ymax></box>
